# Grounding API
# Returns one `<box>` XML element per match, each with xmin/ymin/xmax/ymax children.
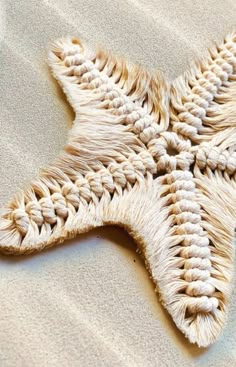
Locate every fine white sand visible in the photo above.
<box><xmin>0</xmin><ymin>1</ymin><xmax>236</xmax><ymax>366</ymax></box>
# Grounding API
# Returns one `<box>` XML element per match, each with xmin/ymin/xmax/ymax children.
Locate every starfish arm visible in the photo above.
<box><xmin>48</xmin><ymin>37</ymin><xmax>170</xmax><ymax>138</ymax></box>
<box><xmin>0</xmin><ymin>37</ymin><xmax>169</xmax><ymax>254</ymax></box>
<box><xmin>171</xmin><ymin>31</ymin><xmax>236</xmax><ymax>143</ymax></box>
<box><xmin>155</xmin><ymin>31</ymin><xmax>236</xmax><ymax>346</ymax></box>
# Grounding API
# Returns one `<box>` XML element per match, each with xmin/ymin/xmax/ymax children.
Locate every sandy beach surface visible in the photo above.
<box><xmin>0</xmin><ymin>1</ymin><xmax>236</xmax><ymax>366</ymax></box>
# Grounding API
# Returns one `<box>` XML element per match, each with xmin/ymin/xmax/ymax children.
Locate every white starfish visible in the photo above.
<box><xmin>0</xmin><ymin>32</ymin><xmax>235</xmax><ymax>347</ymax></box>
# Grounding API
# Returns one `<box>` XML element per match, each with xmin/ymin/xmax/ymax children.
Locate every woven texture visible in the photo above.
<box><xmin>0</xmin><ymin>30</ymin><xmax>235</xmax><ymax>348</ymax></box>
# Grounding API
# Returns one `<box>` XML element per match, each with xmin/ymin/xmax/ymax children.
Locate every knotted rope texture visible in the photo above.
<box><xmin>0</xmin><ymin>31</ymin><xmax>235</xmax><ymax>348</ymax></box>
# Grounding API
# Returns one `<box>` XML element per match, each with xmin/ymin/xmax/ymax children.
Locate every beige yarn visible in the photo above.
<box><xmin>0</xmin><ymin>31</ymin><xmax>236</xmax><ymax>348</ymax></box>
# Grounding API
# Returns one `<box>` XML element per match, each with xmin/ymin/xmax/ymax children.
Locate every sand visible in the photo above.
<box><xmin>0</xmin><ymin>0</ymin><xmax>236</xmax><ymax>366</ymax></box>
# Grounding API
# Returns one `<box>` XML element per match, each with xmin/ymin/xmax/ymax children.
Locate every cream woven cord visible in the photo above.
<box><xmin>0</xmin><ymin>32</ymin><xmax>235</xmax><ymax>348</ymax></box>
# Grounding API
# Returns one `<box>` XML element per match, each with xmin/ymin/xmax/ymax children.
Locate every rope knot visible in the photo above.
<box><xmin>12</xmin><ymin>208</ymin><xmax>29</xmax><ymax>235</ymax></box>
<box><xmin>109</xmin><ymin>164</ymin><xmax>126</xmax><ymax>187</ymax></box>
<box><xmin>39</xmin><ymin>197</ymin><xmax>57</xmax><ymax>224</ymax></box>
<box><xmin>75</xmin><ymin>178</ymin><xmax>92</xmax><ymax>202</ymax></box>
<box><xmin>62</xmin><ymin>182</ymin><xmax>80</xmax><ymax>207</ymax></box>
<box><xmin>86</xmin><ymin>172</ymin><xmax>104</xmax><ymax>197</ymax></box>
<box><xmin>26</xmin><ymin>201</ymin><xmax>44</xmax><ymax>226</ymax></box>
<box><xmin>51</xmin><ymin>193</ymin><xmax>68</xmax><ymax>218</ymax></box>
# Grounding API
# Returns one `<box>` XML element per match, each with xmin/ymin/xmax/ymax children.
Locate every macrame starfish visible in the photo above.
<box><xmin>0</xmin><ymin>31</ymin><xmax>235</xmax><ymax>348</ymax></box>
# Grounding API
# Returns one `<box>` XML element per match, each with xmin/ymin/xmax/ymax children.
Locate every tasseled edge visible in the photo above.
<box><xmin>170</xmin><ymin>30</ymin><xmax>236</xmax><ymax>143</ymax></box>
<box><xmin>48</xmin><ymin>36</ymin><xmax>170</xmax><ymax>136</ymax></box>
